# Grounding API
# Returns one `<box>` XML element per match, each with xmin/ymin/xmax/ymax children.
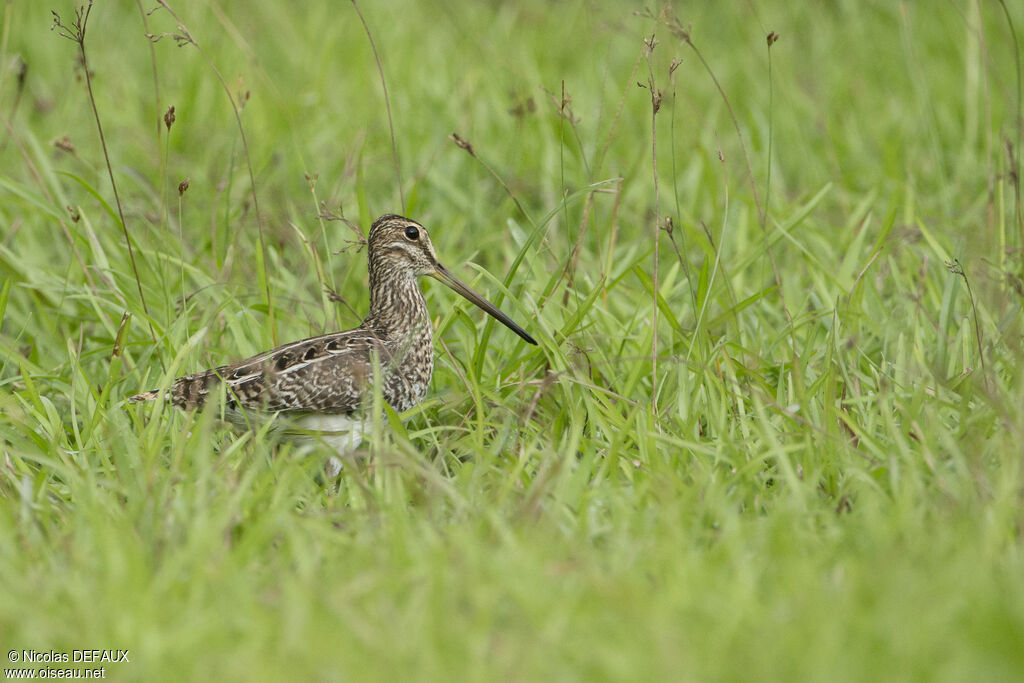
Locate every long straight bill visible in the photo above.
<box><xmin>430</xmin><ymin>264</ymin><xmax>538</xmax><ymax>345</ymax></box>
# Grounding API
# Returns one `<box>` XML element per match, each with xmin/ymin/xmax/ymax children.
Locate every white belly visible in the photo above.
<box><xmin>290</xmin><ymin>413</ymin><xmax>369</xmax><ymax>454</ymax></box>
<box><xmin>288</xmin><ymin>413</ymin><xmax>370</xmax><ymax>479</ymax></box>
<box><xmin>222</xmin><ymin>407</ymin><xmax>372</xmax><ymax>478</ymax></box>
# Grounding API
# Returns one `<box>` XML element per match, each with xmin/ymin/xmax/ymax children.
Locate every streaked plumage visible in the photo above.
<box><xmin>130</xmin><ymin>214</ymin><xmax>536</xmax><ymax>458</ymax></box>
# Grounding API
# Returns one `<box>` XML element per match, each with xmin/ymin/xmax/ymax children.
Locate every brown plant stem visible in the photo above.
<box><xmin>52</xmin><ymin>2</ymin><xmax>158</xmax><ymax>348</ymax></box>
<box><xmin>351</xmin><ymin>0</ymin><xmax>405</xmax><ymax>213</ymax></box>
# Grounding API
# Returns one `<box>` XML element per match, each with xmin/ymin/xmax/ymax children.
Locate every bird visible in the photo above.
<box><xmin>129</xmin><ymin>214</ymin><xmax>537</xmax><ymax>467</ymax></box>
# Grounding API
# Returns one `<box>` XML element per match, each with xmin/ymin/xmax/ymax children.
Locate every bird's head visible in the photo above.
<box><xmin>367</xmin><ymin>214</ymin><xmax>537</xmax><ymax>345</ymax></box>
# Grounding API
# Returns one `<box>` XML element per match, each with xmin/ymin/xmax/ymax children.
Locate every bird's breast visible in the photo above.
<box><xmin>381</xmin><ymin>325</ymin><xmax>434</xmax><ymax>412</ymax></box>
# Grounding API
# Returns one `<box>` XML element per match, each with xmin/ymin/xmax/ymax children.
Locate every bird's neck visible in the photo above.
<box><xmin>364</xmin><ymin>265</ymin><xmax>430</xmax><ymax>341</ymax></box>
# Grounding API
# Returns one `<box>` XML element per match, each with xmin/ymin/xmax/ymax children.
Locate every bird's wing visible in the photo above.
<box><xmin>133</xmin><ymin>329</ymin><xmax>389</xmax><ymax>414</ymax></box>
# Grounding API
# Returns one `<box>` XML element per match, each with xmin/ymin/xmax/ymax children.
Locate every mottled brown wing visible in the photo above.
<box><xmin>133</xmin><ymin>329</ymin><xmax>388</xmax><ymax>414</ymax></box>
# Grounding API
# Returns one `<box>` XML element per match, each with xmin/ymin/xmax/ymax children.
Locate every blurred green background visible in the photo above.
<box><xmin>1</xmin><ymin>1</ymin><xmax>1023</xmax><ymax>681</ymax></box>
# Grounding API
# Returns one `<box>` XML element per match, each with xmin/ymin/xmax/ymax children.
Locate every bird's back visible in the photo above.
<box><xmin>130</xmin><ymin>328</ymin><xmax>391</xmax><ymax>416</ymax></box>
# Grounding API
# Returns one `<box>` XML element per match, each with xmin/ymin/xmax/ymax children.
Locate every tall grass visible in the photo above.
<box><xmin>1</xmin><ymin>1</ymin><xmax>1023</xmax><ymax>680</ymax></box>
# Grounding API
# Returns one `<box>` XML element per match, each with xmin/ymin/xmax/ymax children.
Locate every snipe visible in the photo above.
<box><xmin>130</xmin><ymin>214</ymin><xmax>537</xmax><ymax>458</ymax></box>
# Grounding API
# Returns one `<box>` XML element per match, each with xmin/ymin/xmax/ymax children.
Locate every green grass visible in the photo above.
<box><xmin>2</xmin><ymin>1</ymin><xmax>1023</xmax><ymax>680</ymax></box>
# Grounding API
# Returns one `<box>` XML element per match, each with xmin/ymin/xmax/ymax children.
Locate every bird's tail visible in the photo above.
<box><xmin>128</xmin><ymin>389</ymin><xmax>163</xmax><ymax>403</ymax></box>
<box><xmin>127</xmin><ymin>371</ymin><xmax>214</xmax><ymax>408</ymax></box>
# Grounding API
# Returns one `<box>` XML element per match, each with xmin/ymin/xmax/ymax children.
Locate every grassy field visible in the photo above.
<box><xmin>2</xmin><ymin>0</ymin><xmax>1023</xmax><ymax>680</ymax></box>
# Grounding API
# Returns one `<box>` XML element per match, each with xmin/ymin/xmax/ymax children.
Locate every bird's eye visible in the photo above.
<box><xmin>404</xmin><ymin>225</ymin><xmax>419</xmax><ymax>241</ymax></box>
